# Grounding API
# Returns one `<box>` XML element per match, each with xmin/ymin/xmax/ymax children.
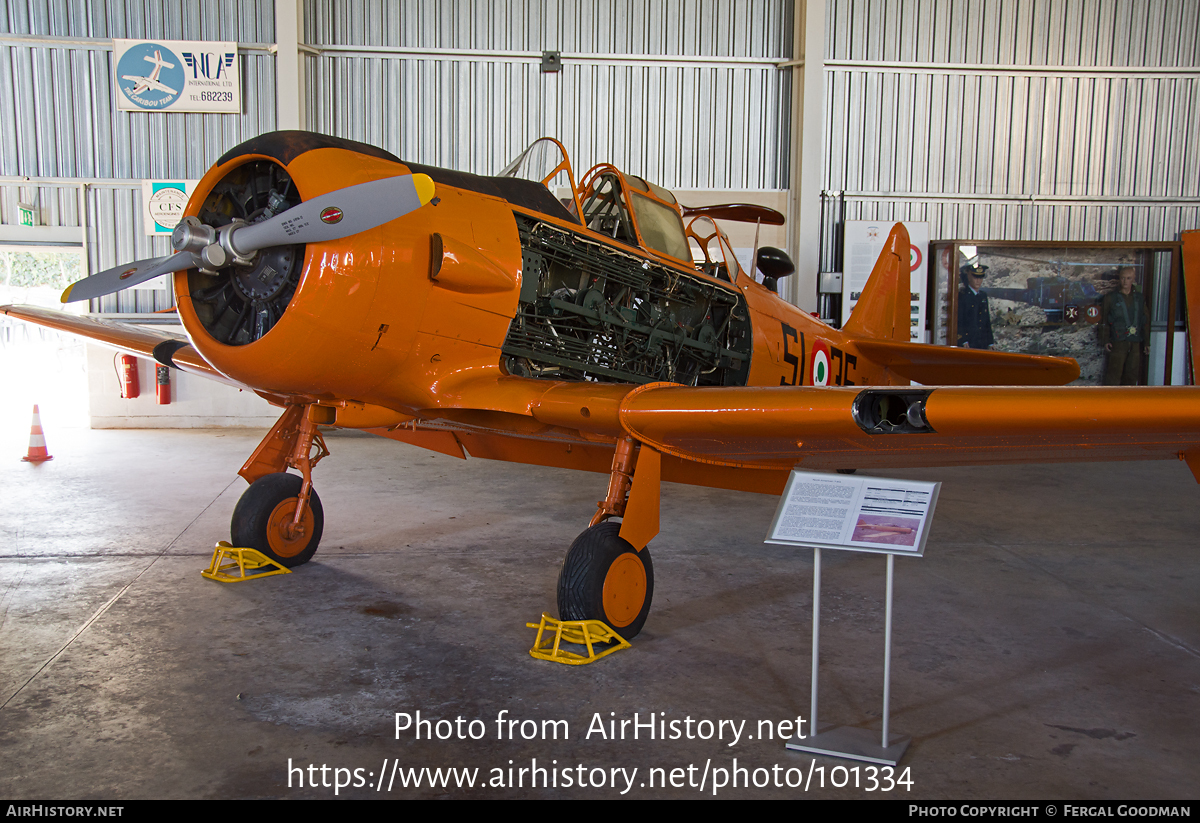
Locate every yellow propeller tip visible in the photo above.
<box><xmin>60</xmin><ymin>284</ymin><xmax>73</xmax><ymax>303</ymax></box>
<box><xmin>412</xmin><ymin>173</ymin><xmax>436</xmax><ymax>205</ymax></box>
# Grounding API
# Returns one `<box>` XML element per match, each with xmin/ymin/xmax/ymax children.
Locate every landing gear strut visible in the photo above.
<box><xmin>232</xmin><ymin>404</ymin><xmax>332</xmax><ymax>567</ymax></box>
<box><xmin>556</xmin><ymin>437</ymin><xmax>659</xmax><ymax>638</ymax></box>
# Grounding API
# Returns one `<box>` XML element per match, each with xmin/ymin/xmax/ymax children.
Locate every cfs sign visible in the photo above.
<box><xmin>142</xmin><ymin>180</ymin><xmax>199</xmax><ymax>235</ymax></box>
<box><xmin>114</xmin><ymin>39</ymin><xmax>240</xmax><ymax>113</ymax></box>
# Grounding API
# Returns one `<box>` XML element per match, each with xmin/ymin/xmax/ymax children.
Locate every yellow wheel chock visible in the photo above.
<box><xmin>526</xmin><ymin>612</ymin><xmax>631</xmax><ymax>665</ymax></box>
<box><xmin>201</xmin><ymin>541</ymin><xmax>292</xmax><ymax>583</ymax></box>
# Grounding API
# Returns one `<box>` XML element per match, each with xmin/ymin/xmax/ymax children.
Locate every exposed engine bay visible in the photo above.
<box><xmin>501</xmin><ymin>213</ymin><xmax>753</xmax><ymax>386</ymax></box>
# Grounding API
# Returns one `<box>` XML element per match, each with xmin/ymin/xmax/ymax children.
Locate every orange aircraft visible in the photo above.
<box><xmin>6</xmin><ymin>131</ymin><xmax>1200</xmax><ymax>639</ymax></box>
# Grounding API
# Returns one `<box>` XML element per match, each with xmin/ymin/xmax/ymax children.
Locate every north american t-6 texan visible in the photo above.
<box><xmin>6</xmin><ymin>131</ymin><xmax>1200</xmax><ymax>639</ymax></box>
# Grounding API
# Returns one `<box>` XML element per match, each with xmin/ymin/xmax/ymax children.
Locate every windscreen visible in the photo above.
<box><xmin>629</xmin><ymin>192</ymin><xmax>690</xmax><ymax>261</ymax></box>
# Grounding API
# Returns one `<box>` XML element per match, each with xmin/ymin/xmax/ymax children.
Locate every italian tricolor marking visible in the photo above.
<box><xmin>810</xmin><ymin>340</ymin><xmax>831</xmax><ymax>386</ymax></box>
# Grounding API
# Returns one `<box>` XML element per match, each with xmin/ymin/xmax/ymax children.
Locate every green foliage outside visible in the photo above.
<box><xmin>0</xmin><ymin>250</ymin><xmax>82</xmax><ymax>288</ymax></box>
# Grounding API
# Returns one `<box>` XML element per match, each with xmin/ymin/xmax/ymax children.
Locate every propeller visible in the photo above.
<box><xmin>61</xmin><ymin>173</ymin><xmax>436</xmax><ymax>303</ymax></box>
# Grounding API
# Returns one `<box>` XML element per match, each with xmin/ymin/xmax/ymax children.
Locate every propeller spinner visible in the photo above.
<box><xmin>61</xmin><ymin>171</ymin><xmax>435</xmax><ymax>304</ymax></box>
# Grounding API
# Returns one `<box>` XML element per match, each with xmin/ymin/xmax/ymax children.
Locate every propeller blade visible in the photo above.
<box><xmin>229</xmin><ymin>173</ymin><xmax>436</xmax><ymax>256</ymax></box>
<box><xmin>61</xmin><ymin>251</ymin><xmax>198</xmax><ymax>303</ymax></box>
<box><xmin>59</xmin><ymin>173</ymin><xmax>435</xmax><ymax>304</ymax></box>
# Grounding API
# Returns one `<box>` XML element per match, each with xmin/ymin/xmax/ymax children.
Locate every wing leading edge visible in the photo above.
<box><xmin>616</xmin><ymin>382</ymin><xmax>1200</xmax><ymax>478</ymax></box>
<box><xmin>1</xmin><ymin>304</ymin><xmax>239</xmax><ymax>387</ymax></box>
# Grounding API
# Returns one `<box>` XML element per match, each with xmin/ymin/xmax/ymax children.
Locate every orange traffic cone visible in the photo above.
<box><xmin>21</xmin><ymin>405</ymin><xmax>54</xmax><ymax>463</ymax></box>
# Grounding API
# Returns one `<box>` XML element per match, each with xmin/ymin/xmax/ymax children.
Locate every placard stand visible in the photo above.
<box><xmin>785</xmin><ymin>548</ymin><xmax>911</xmax><ymax>765</ymax></box>
<box><xmin>766</xmin><ymin>469</ymin><xmax>937</xmax><ymax>766</ymax></box>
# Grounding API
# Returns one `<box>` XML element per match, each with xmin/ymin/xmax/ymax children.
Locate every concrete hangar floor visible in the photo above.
<box><xmin>0</xmin><ymin>426</ymin><xmax>1196</xmax><ymax>800</ymax></box>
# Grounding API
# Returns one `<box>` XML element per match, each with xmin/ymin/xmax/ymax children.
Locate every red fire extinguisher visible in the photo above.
<box><xmin>156</xmin><ymin>365</ymin><xmax>171</xmax><ymax>405</ymax></box>
<box><xmin>118</xmin><ymin>354</ymin><xmax>140</xmax><ymax>399</ymax></box>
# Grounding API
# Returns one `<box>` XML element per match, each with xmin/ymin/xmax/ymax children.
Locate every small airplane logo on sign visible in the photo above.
<box><xmin>121</xmin><ymin>49</ymin><xmax>178</xmax><ymax>96</ymax></box>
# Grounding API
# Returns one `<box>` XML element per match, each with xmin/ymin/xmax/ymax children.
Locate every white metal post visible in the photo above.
<box><xmin>883</xmin><ymin>553</ymin><xmax>894</xmax><ymax>749</ymax></box>
<box><xmin>810</xmin><ymin>546</ymin><xmax>821</xmax><ymax>734</ymax></box>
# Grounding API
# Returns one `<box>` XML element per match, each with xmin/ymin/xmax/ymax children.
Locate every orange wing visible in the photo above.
<box><xmin>616</xmin><ymin>382</ymin><xmax>1200</xmax><ymax>478</ymax></box>
<box><xmin>3</xmin><ymin>304</ymin><xmax>240</xmax><ymax>387</ymax></box>
<box><xmin>10</xmin><ymin>303</ymin><xmax>1199</xmax><ymax>485</ymax></box>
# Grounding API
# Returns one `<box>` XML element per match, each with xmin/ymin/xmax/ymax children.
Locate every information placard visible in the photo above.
<box><xmin>764</xmin><ymin>470</ymin><xmax>940</xmax><ymax>556</ymax></box>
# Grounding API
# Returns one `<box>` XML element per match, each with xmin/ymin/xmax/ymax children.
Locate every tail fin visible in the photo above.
<box><xmin>842</xmin><ymin>223</ymin><xmax>911</xmax><ymax>342</ymax></box>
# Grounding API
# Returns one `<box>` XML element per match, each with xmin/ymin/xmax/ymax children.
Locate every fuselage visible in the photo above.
<box><xmin>172</xmin><ymin>132</ymin><xmax>901</xmax><ymax>436</ymax></box>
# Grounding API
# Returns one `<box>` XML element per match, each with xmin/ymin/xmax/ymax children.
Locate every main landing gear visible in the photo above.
<box><xmin>232</xmin><ymin>472</ymin><xmax>324</xmax><ymax>567</ymax></box>
<box><xmin>558</xmin><ymin>521</ymin><xmax>654</xmax><ymax>638</ymax></box>
<box><xmin>232</xmin><ymin>404</ymin><xmax>332</xmax><ymax>568</ymax></box>
<box><xmin>231</xmin><ymin>406</ymin><xmax>666</xmax><ymax>637</ymax></box>
<box><xmin>557</xmin><ymin>437</ymin><xmax>660</xmax><ymax>638</ymax></box>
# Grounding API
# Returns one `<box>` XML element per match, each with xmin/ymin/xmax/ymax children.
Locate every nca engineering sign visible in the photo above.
<box><xmin>114</xmin><ymin>40</ymin><xmax>240</xmax><ymax>113</ymax></box>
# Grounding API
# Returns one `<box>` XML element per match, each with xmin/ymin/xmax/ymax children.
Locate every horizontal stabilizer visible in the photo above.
<box><xmin>854</xmin><ymin>339</ymin><xmax>1080</xmax><ymax>386</ymax></box>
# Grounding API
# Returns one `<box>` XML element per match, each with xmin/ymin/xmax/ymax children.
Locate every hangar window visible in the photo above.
<box><xmin>0</xmin><ymin>247</ymin><xmax>89</xmax><ymax>428</ymax></box>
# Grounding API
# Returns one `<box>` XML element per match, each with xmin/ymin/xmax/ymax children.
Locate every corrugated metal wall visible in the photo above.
<box><xmin>7</xmin><ymin>0</ymin><xmax>1200</xmax><ymax>315</ymax></box>
<box><xmin>3</xmin><ymin>0</ymin><xmax>794</xmax><ymax>316</ymax></box>
<box><xmin>0</xmin><ymin>0</ymin><xmax>276</xmax><ymax>311</ymax></box>
<box><xmin>823</xmin><ymin>0</ymin><xmax>1200</xmax><ymax>243</ymax></box>
<box><xmin>303</xmin><ymin>0</ymin><xmax>793</xmax><ymax>189</ymax></box>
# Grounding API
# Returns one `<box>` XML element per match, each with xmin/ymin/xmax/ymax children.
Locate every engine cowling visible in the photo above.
<box><xmin>174</xmin><ymin>133</ymin><xmax>427</xmax><ymax>402</ymax></box>
<box><xmin>173</xmin><ymin>132</ymin><xmax>523</xmax><ymax>413</ymax></box>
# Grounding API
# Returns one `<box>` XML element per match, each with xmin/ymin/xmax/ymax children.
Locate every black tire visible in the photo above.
<box><xmin>231</xmin><ymin>472</ymin><xmax>323</xmax><ymax>568</ymax></box>
<box><xmin>557</xmin><ymin>521</ymin><xmax>654</xmax><ymax>639</ymax></box>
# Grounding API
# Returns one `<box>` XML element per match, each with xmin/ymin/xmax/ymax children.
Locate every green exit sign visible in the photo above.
<box><xmin>17</xmin><ymin>202</ymin><xmax>36</xmax><ymax>227</ymax></box>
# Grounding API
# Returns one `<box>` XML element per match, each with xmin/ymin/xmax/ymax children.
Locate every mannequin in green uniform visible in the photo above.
<box><xmin>1099</xmin><ymin>267</ymin><xmax>1150</xmax><ymax>386</ymax></box>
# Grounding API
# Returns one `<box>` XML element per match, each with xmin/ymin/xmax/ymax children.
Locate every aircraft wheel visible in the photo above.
<box><xmin>557</xmin><ymin>522</ymin><xmax>654</xmax><ymax>639</ymax></box>
<box><xmin>231</xmin><ymin>472</ymin><xmax>324</xmax><ymax>568</ymax></box>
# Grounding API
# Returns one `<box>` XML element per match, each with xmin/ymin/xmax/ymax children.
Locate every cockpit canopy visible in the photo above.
<box><xmin>580</xmin><ymin>168</ymin><xmax>692</xmax><ymax>262</ymax></box>
<box><xmin>499</xmin><ymin>138</ymin><xmax>744</xmax><ymax>280</ymax></box>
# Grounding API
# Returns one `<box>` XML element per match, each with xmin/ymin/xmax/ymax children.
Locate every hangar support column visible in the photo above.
<box><xmin>275</xmin><ymin>0</ymin><xmax>306</xmax><ymax>131</ymax></box>
<box><xmin>785</xmin><ymin>0</ymin><xmax>826</xmax><ymax>314</ymax></box>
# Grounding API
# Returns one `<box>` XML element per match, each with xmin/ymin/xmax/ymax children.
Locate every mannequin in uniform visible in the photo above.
<box><xmin>1100</xmin><ymin>267</ymin><xmax>1149</xmax><ymax>385</ymax></box>
<box><xmin>957</xmin><ymin>263</ymin><xmax>994</xmax><ymax>349</ymax></box>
